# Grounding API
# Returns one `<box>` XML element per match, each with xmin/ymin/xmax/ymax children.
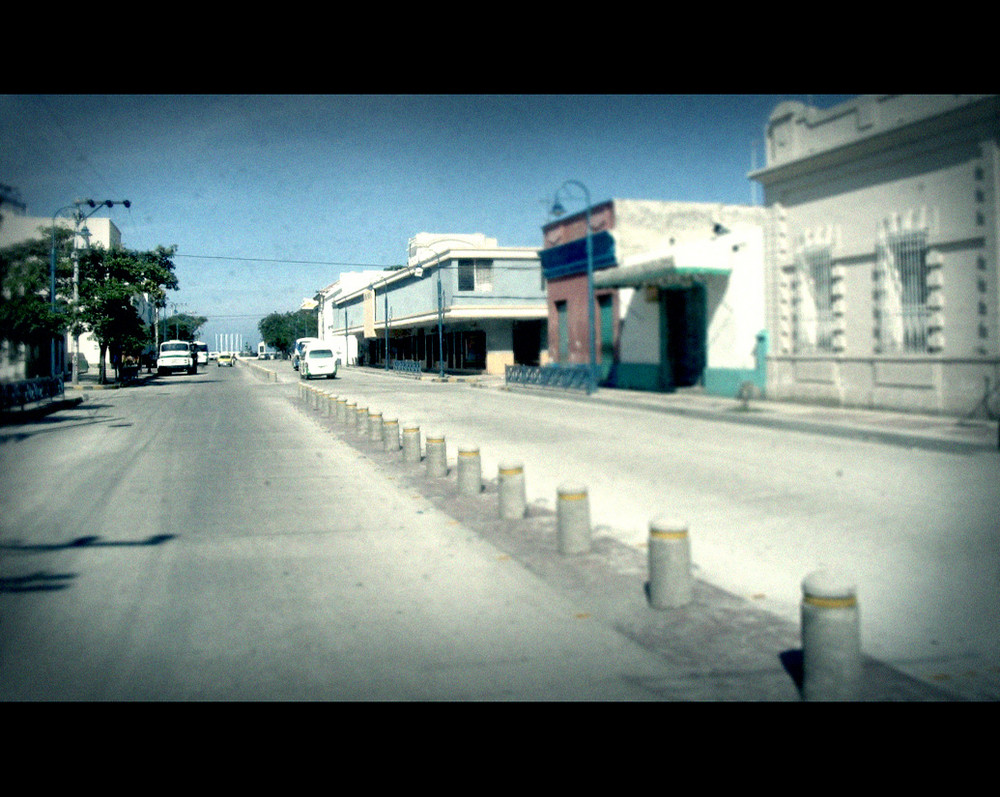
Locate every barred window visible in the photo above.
<box><xmin>793</xmin><ymin>247</ymin><xmax>835</xmax><ymax>352</ymax></box>
<box><xmin>457</xmin><ymin>259</ymin><xmax>493</xmax><ymax>291</ymax></box>
<box><xmin>877</xmin><ymin>231</ymin><xmax>929</xmax><ymax>353</ymax></box>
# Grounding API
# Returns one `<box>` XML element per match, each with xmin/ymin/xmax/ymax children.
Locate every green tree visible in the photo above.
<box><xmin>0</xmin><ymin>227</ymin><xmax>73</xmax><ymax>377</ymax></box>
<box><xmin>162</xmin><ymin>312</ymin><xmax>208</xmax><ymax>343</ymax></box>
<box><xmin>258</xmin><ymin>308</ymin><xmax>316</xmax><ymax>356</ymax></box>
<box><xmin>76</xmin><ymin>244</ymin><xmax>180</xmax><ymax>383</ymax></box>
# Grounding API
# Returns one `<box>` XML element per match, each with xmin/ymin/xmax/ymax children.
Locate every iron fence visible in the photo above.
<box><xmin>392</xmin><ymin>360</ymin><xmax>423</xmax><ymax>377</ymax></box>
<box><xmin>1</xmin><ymin>376</ymin><xmax>65</xmax><ymax>411</ymax></box>
<box><xmin>504</xmin><ymin>364</ymin><xmax>594</xmax><ymax>393</ymax></box>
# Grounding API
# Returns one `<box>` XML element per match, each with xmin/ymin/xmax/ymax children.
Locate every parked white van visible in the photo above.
<box><xmin>299</xmin><ymin>345</ymin><xmax>339</xmax><ymax>379</ymax></box>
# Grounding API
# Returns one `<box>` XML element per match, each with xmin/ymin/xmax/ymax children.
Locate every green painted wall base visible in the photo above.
<box><xmin>612</xmin><ymin>362</ymin><xmax>664</xmax><ymax>391</ymax></box>
<box><xmin>703</xmin><ymin>368</ymin><xmax>765</xmax><ymax>398</ymax></box>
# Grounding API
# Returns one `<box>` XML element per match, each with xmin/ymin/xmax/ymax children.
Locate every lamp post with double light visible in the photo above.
<box><xmin>51</xmin><ymin>198</ymin><xmax>131</xmax><ymax>385</ymax></box>
<box><xmin>550</xmin><ymin>180</ymin><xmax>596</xmax><ymax>394</ymax></box>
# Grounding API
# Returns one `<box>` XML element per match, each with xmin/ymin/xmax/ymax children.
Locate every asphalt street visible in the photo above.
<box><xmin>2</xmin><ymin>359</ymin><xmax>995</xmax><ymax>700</ymax></box>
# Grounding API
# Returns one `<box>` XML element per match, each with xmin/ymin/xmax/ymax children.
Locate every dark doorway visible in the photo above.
<box><xmin>512</xmin><ymin>320</ymin><xmax>543</xmax><ymax>366</ymax></box>
<box><xmin>659</xmin><ymin>283</ymin><xmax>707</xmax><ymax>390</ymax></box>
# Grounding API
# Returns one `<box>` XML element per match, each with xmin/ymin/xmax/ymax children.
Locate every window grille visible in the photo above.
<box><xmin>876</xmin><ymin>230</ymin><xmax>929</xmax><ymax>353</ymax></box>
<box><xmin>793</xmin><ymin>247</ymin><xmax>835</xmax><ymax>353</ymax></box>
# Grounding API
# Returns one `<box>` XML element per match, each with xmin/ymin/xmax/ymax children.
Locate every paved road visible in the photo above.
<box><xmin>0</xmin><ymin>363</ymin><xmax>779</xmax><ymax>700</ymax></box>
<box><xmin>2</xmin><ymin>360</ymin><xmax>993</xmax><ymax>700</ymax></box>
<box><xmin>267</xmin><ymin>360</ymin><xmax>1000</xmax><ymax>701</ymax></box>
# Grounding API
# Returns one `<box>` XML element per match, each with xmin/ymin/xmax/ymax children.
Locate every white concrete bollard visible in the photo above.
<box><xmin>456</xmin><ymin>444</ymin><xmax>482</xmax><ymax>495</ymax></box>
<box><xmin>383</xmin><ymin>418</ymin><xmax>400</xmax><ymax>451</ymax></box>
<box><xmin>336</xmin><ymin>397</ymin><xmax>348</xmax><ymax>423</ymax></box>
<box><xmin>325</xmin><ymin>393</ymin><xmax>336</xmax><ymax>417</ymax></box>
<box><xmin>368</xmin><ymin>410</ymin><xmax>383</xmax><ymax>443</ymax></box>
<box><xmin>355</xmin><ymin>406</ymin><xmax>368</xmax><ymax>435</ymax></box>
<box><xmin>498</xmin><ymin>461</ymin><xmax>526</xmax><ymax>519</ymax></box>
<box><xmin>425</xmin><ymin>431</ymin><xmax>447</xmax><ymax>477</ymax></box>
<box><xmin>402</xmin><ymin>424</ymin><xmax>421</xmax><ymax>462</ymax></box>
<box><xmin>345</xmin><ymin>401</ymin><xmax>357</xmax><ymax>426</ymax></box>
<box><xmin>557</xmin><ymin>482</ymin><xmax>591</xmax><ymax>555</ymax></box>
<box><xmin>647</xmin><ymin>516</ymin><xmax>692</xmax><ymax>609</ymax></box>
<box><xmin>801</xmin><ymin>570</ymin><xmax>862</xmax><ymax>701</ymax></box>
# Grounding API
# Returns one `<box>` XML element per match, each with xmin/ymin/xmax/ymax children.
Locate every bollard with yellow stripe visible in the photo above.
<box><xmin>557</xmin><ymin>482</ymin><xmax>591</xmax><ymax>555</ymax></box>
<box><xmin>497</xmin><ymin>461</ymin><xmax>526</xmax><ymax>519</ymax></box>
<box><xmin>368</xmin><ymin>410</ymin><xmax>383</xmax><ymax>443</ymax></box>
<box><xmin>457</xmin><ymin>444</ymin><xmax>482</xmax><ymax>495</ymax></box>
<box><xmin>355</xmin><ymin>405</ymin><xmax>368</xmax><ymax>435</ymax></box>
<box><xmin>425</xmin><ymin>431</ymin><xmax>447</xmax><ymax>477</ymax></box>
<box><xmin>801</xmin><ymin>569</ymin><xmax>862</xmax><ymax>701</ymax></box>
<box><xmin>402</xmin><ymin>424</ymin><xmax>421</xmax><ymax>463</ymax></box>
<box><xmin>336</xmin><ymin>397</ymin><xmax>348</xmax><ymax>423</ymax></box>
<box><xmin>647</xmin><ymin>516</ymin><xmax>692</xmax><ymax>609</ymax></box>
<box><xmin>383</xmin><ymin>417</ymin><xmax>400</xmax><ymax>451</ymax></box>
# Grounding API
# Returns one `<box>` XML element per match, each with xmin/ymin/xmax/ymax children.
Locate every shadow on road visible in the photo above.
<box><xmin>1</xmin><ymin>534</ymin><xmax>176</xmax><ymax>553</ymax></box>
<box><xmin>0</xmin><ymin>571</ymin><xmax>76</xmax><ymax>593</ymax></box>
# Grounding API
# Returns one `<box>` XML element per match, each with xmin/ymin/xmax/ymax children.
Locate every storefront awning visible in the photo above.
<box><xmin>592</xmin><ymin>255</ymin><xmax>730</xmax><ymax>288</ymax></box>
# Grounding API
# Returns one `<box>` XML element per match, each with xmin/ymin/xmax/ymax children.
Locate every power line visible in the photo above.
<box><xmin>173</xmin><ymin>253</ymin><xmax>401</xmax><ymax>269</ymax></box>
<box><xmin>173</xmin><ymin>252</ymin><xmax>542</xmax><ymax>270</ymax></box>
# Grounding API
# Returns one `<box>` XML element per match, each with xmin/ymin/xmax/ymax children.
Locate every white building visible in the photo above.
<box><xmin>750</xmin><ymin>94</ymin><xmax>1000</xmax><ymax>415</ymax></box>
<box><xmin>317</xmin><ymin>233</ymin><xmax>547</xmax><ymax>375</ymax></box>
<box><xmin>316</xmin><ymin>269</ymin><xmax>394</xmax><ymax>365</ymax></box>
<box><xmin>0</xmin><ymin>213</ymin><xmax>149</xmax><ymax>379</ymax></box>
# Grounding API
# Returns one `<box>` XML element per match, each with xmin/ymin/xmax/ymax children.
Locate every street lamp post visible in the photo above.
<box><xmin>410</xmin><ymin>238</ymin><xmax>477</xmax><ymax>380</ymax></box>
<box><xmin>550</xmin><ymin>180</ymin><xmax>596</xmax><ymax>394</ymax></box>
<box><xmin>50</xmin><ymin>203</ymin><xmax>77</xmax><ymax>378</ymax></box>
<box><xmin>51</xmin><ymin>198</ymin><xmax>131</xmax><ymax>385</ymax></box>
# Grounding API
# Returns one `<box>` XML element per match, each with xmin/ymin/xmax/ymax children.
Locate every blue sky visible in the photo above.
<box><xmin>1</xmin><ymin>94</ymin><xmax>854</xmax><ymax>349</ymax></box>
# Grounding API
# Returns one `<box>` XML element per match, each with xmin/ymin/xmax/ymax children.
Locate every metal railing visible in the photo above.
<box><xmin>504</xmin><ymin>364</ymin><xmax>595</xmax><ymax>393</ymax></box>
<box><xmin>1</xmin><ymin>376</ymin><xmax>65</xmax><ymax>411</ymax></box>
<box><xmin>392</xmin><ymin>360</ymin><xmax>423</xmax><ymax>377</ymax></box>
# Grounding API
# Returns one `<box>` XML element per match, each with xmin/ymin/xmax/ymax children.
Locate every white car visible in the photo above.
<box><xmin>157</xmin><ymin>340</ymin><xmax>196</xmax><ymax>375</ymax></box>
<box><xmin>292</xmin><ymin>337</ymin><xmax>321</xmax><ymax>370</ymax></box>
<box><xmin>299</xmin><ymin>346</ymin><xmax>339</xmax><ymax>379</ymax></box>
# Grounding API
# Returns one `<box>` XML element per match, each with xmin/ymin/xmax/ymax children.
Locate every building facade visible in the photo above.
<box><xmin>540</xmin><ymin>199</ymin><xmax>767</xmax><ymax>395</ymax></box>
<box><xmin>750</xmin><ymin>94</ymin><xmax>1000</xmax><ymax>415</ymax></box>
<box><xmin>321</xmin><ymin>234</ymin><xmax>547</xmax><ymax>375</ymax></box>
<box><xmin>0</xmin><ymin>213</ymin><xmax>141</xmax><ymax>379</ymax></box>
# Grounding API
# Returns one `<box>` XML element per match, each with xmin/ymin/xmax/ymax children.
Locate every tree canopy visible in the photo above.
<box><xmin>75</xmin><ymin>243</ymin><xmax>180</xmax><ymax>382</ymax></box>
<box><xmin>0</xmin><ymin>227</ymin><xmax>71</xmax><ymax>352</ymax></box>
<box><xmin>258</xmin><ymin>309</ymin><xmax>316</xmax><ymax>355</ymax></box>
<box><xmin>161</xmin><ymin>312</ymin><xmax>208</xmax><ymax>343</ymax></box>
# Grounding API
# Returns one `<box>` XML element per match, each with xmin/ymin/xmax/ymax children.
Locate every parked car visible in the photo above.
<box><xmin>299</xmin><ymin>346</ymin><xmax>338</xmax><ymax>379</ymax></box>
<box><xmin>157</xmin><ymin>340</ymin><xmax>196</xmax><ymax>375</ymax></box>
<box><xmin>217</xmin><ymin>352</ymin><xmax>235</xmax><ymax>367</ymax></box>
<box><xmin>209</xmin><ymin>351</ymin><xmax>219</xmax><ymax>361</ymax></box>
<box><xmin>292</xmin><ymin>337</ymin><xmax>321</xmax><ymax>371</ymax></box>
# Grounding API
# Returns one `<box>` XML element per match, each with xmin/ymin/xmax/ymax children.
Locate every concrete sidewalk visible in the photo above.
<box><xmin>308</xmin><ymin>365</ymin><xmax>1000</xmax><ymax>454</ymax></box>
<box><xmin>478</xmin><ymin>376</ymin><xmax>999</xmax><ymax>455</ymax></box>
